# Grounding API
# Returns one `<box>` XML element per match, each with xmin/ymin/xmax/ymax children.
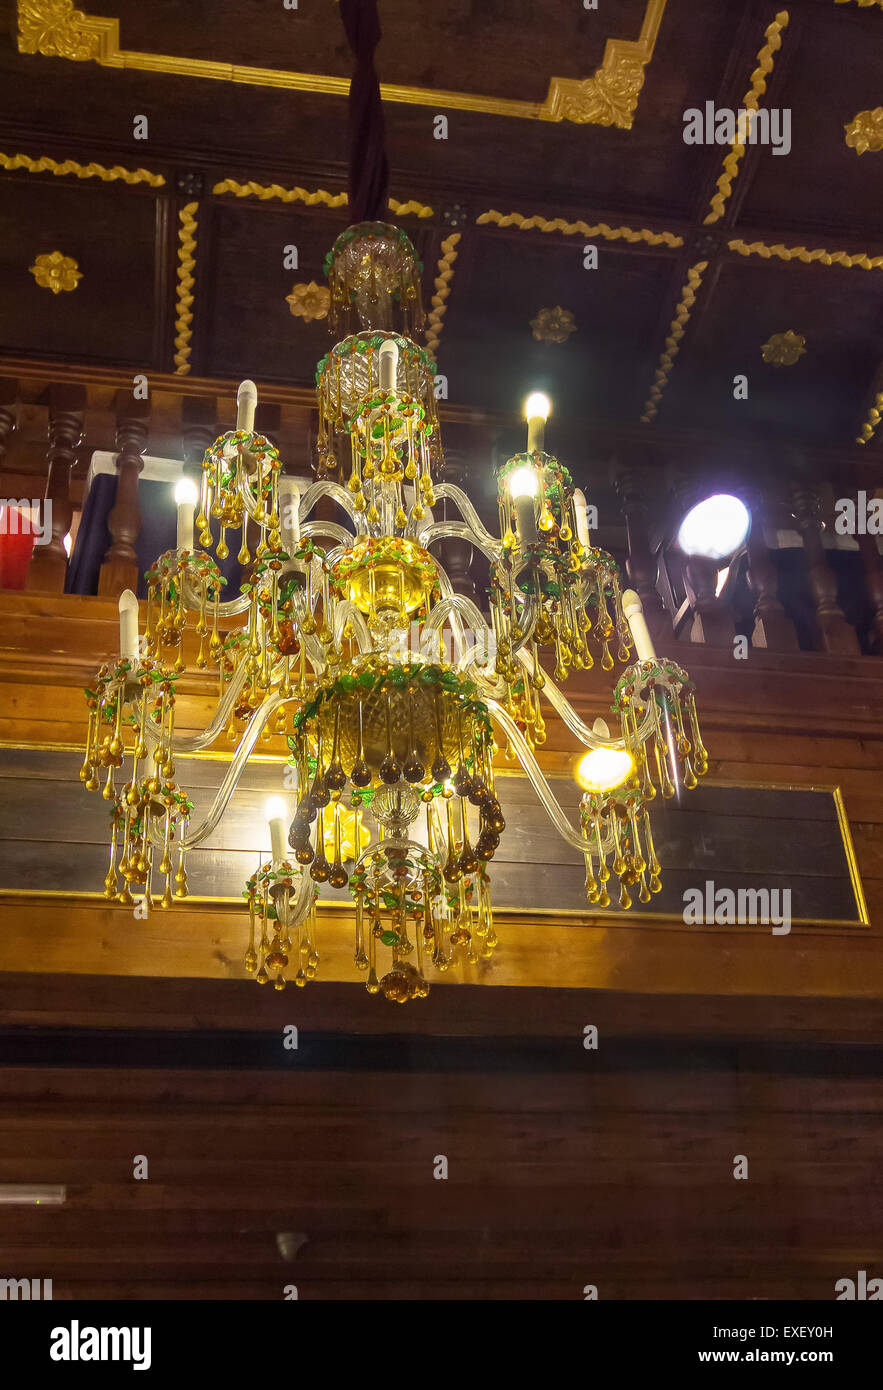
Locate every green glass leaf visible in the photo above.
<box><xmin>380</xmin><ymin>930</ymin><xmax>399</xmax><ymax>947</ymax></box>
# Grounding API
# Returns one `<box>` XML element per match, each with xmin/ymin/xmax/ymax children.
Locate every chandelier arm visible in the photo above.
<box><xmin>276</xmin><ymin>867</ymin><xmax>316</xmax><ymax>930</ymax></box>
<box><xmin>420</xmin><ymin>521</ymin><xmax>500</xmax><ymax>565</ymax></box>
<box><xmin>512</xmin><ymin>648</ymin><xmax>654</xmax><ymax>751</ymax></box>
<box><xmin>166</xmin><ymin>690</ymin><xmax>289</xmax><ymax>851</ymax></box>
<box><xmin>426</xmin><ymin>484</ymin><xmax>501</xmax><ymax>555</ymax></box>
<box><xmin>137</xmin><ymin>661</ymin><xmax>250</xmax><ymax>756</ymax></box>
<box><xmin>486</xmin><ymin>699</ymin><xmax>610</xmax><ymax>856</ymax></box>
<box><xmin>332</xmin><ymin>598</ymin><xmax>372</xmax><ymax>652</ymax></box>
<box><xmin>298</xmin><ymin>481</ymin><xmax>361</xmax><ymax>530</ymax></box>
<box><xmin>182</xmin><ymin>576</ymin><xmax>251</xmax><ymax>619</ymax></box>
<box><xmin>300</xmin><ymin>520</ymin><xmax>354</xmax><ymax>548</ymax></box>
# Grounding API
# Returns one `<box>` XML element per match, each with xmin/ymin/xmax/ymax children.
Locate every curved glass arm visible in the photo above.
<box><xmin>158</xmin><ymin>688</ymin><xmax>289</xmax><ymax>850</ymax></box>
<box><xmin>137</xmin><ymin>661</ymin><xmax>249</xmax><ymax>755</ymax></box>
<box><xmin>513</xmin><ymin>648</ymin><xmax>656</xmax><ymax>751</ymax></box>
<box><xmin>299</xmin><ymin>481</ymin><xmax>361</xmax><ymax>531</ymax></box>
<box><xmin>301</xmin><ymin>519</ymin><xmax>354</xmax><ymax>548</ymax></box>
<box><xmin>426</xmin><ymin>484</ymin><xmax>501</xmax><ymax>555</ymax></box>
<box><xmin>419</xmin><ymin>521</ymin><xmax>501</xmax><ymax>568</ymax></box>
<box><xmin>486</xmin><ymin>699</ymin><xmax>613</xmax><ymax>856</ymax></box>
<box><xmin>332</xmin><ymin>599</ymin><xmax>371</xmax><ymax>652</ymax></box>
<box><xmin>274</xmin><ymin>868</ymin><xmax>316</xmax><ymax>931</ymax></box>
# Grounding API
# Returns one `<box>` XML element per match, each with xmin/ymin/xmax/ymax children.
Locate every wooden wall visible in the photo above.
<box><xmin>0</xmin><ymin>590</ymin><xmax>881</xmax><ymax>1299</ymax></box>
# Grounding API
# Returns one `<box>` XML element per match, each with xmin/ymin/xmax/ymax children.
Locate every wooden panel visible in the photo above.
<box><xmin>0</xmin><ymin>748</ymin><xmax>866</xmax><ymax>922</ymax></box>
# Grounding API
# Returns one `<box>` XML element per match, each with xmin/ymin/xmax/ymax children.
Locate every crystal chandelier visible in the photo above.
<box><xmin>80</xmin><ymin>222</ymin><xmax>707</xmax><ymax>1002</ymax></box>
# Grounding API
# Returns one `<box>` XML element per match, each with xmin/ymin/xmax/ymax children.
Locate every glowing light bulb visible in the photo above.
<box><xmin>508</xmin><ymin>467</ymin><xmax>540</xmax><ymax>500</ymax></box>
<box><xmin>575</xmin><ymin>747</ymin><xmax>635</xmax><ymax>794</ymax></box>
<box><xmin>174</xmin><ymin>477</ymin><xmax>199</xmax><ymax>507</ymax></box>
<box><xmin>677</xmin><ymin>494</ymin><xmax>750</xmax><ymax>561</ymax></box>
<box><xmin>524</xmin><ymin>392</ymin><xmax>551</xmax><ymax>422</ymax></box>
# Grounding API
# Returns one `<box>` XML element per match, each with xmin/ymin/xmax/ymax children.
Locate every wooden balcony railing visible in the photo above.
<box><xmin>0</xmin><ymin>370</ymin><xmax>881</xmax><ymax>658</ymax></box>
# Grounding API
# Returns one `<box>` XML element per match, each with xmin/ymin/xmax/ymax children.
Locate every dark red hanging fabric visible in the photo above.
<box><xmin>338</xmin><ymin>0</ymin><xmax>389</xmax><ymax>223</ymax></box>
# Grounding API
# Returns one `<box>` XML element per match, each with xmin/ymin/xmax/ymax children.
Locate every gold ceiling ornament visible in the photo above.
<box><xmin>761</xmin><ymin>330</ymin><xmax>806</xmax><ymax>366</ymax></box>
<box><xmin>286</xmin><ymin>281</ymin><xmax>330</xmax><ymax>323</ymax></box>
<box><xmin>530</xmin><ymin>306</ymin><xmax>577</xmax><ymax>344</ymax></box>
<box><xmin>845</xmin><ymin>108</ymin><xmax>883</xmax><ymax>154</ymax></box>
<box><xmin>856</xmin><ymin>388</ymin><xmax>883</xmax><ymax>444</ymax></box>
<box><xmin>728</xmin><ymin>237</ymin><xmax>883</xmax><ymax>270</ymax></box>
<box><xmin>0</xmin><ymin>149</ymin><xmax>164</xmax><ymax>186</ymax></box>
<box><xmin>28</xmin><ymin>249</ymin><xmax>82</xmax><ymax>294</ymax></box>
<box><xmin>425</xmin><ymin>232</ymin><xmax>461</xmax><ymax>359</ymax></box>
<box><xmin>173</xmin><ymin>203</ymin><xmax>198</xmax><ymax>376</ymax></box>
<box><xmin>640</xmin><ymin>261</ymin><xmax>709</xmax><ymax>423</ymax></box>
<box><xmin>17</xmin><ymin>0</ymin><xmax>103</xmax><ymax>60</ymax></box>
<box><xmin>211</xmin><ymin>179</ymin><xmax>433</xmax><ymax>221</ymax></box>
<box><xmin>477</xmin><ymin>209</ymin><xmax>683</xmax><ymax>248</ymax></box>
<box><xmin>16</xmin><ymin>0</ymin><xmax>665</xmax><ymax>129</ymax></box>
<box><xmin>78</xmin><ymin>220</ymin><xmax>710</xmax><ymax>1001</ymax></box>
<box><xmin>704</xmin><ymin>10</ymin><xmax>791</xmax><ymax>226</ymax></box>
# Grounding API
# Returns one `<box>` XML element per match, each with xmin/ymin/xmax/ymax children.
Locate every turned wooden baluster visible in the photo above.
<box><xmin>611</xmin><ymin>451</ymin><xmax>672</xmax><ymax>648</ymax></box>
<box><xmin>436</xmin><ymin>447</ymin><xmax>477</xmax><ymax>600</ymax></box>
<box><xmin>743</xmin><ymin>483</ymin><xmax>798</xmax><ymax>650</ymax></box>
<box><xmin>0</xmin><ymin>379</ymin><xmax>19</xmax><ymax>465</ymax></box>
<box><xmin>791</xmin><ymin>482</ymin><xmax>860</xmax><ymax>655</ymax></box>
<box><xmin>856</xmin><ymin>530</ymin><xmax>883</xmax><ymax>654</ymax></box>
<box><xmin>26</xmin><ymin>383</ymin><xmax>85</xmax><ymax>592</ymax></box>
<box><xmin>181</xmin><ymin>395</ymin><xmax>216</xmax><ymax>484</ymax></box>
<box><xmin>98</xmin><ymin>393</ymin><xmax>149</xmax><ymax>597</ymax></box>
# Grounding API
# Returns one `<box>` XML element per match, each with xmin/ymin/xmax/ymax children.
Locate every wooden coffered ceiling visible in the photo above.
<box><xmin>0</xmin><ymin>0</ymin><xmax>882</xmax><ymax>452</ymax></box>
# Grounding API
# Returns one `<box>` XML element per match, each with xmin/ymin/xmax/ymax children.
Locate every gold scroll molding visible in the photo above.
<box><xmin>17</xmin><ymin>0</ymin><xmax>666</xmax><ymax>130</ymax></box>
<box><xmin>728</xmin><ymin>237</ymin><xmax>883</xmax><ymax>270</ymax></box>
<box><xmin>639</xmin><ymin>261</ymin><xmax>708</xmax><ymax>423</ymax></box>
<box><xmin>476</xmin><ymin>209</ymin><xmax>682</xmax><ymax>248</ymax></box>
<box><xmin>0</xmin><ymin>149</ymin><xmax>164</xmax><ymax>186</ymax></box>
<box><xmin>856</xmin><ymin>389</ymin><xmax>883</xmax><ymax>445</ymax></box>
<box><xmin>703</xmin><ymin>11</ymin><xmax>790</xmax><ymax>226</ymax></box>
<box><xmin>211</xmin><ymin>180</ymin><xmax>433</xmax><ymax>220</ymax></box>
<box><xmin>425</xmin><ymin>233</ymin><xmax>461</xmax><ymax>360</ymax></box>
<box><xmin>173</xmin><ymin>202</ymin><xmax>198</xmax><ymax>376</ymax></box>
<box><xmin>835</xmin><ymin>1</ymin><xmax>883</xmax><ymax>9</ymax></box>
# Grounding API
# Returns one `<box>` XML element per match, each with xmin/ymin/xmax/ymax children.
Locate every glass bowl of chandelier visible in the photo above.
<box><xmin>274</xmin><ymin>657</ymin><xmax>504</xmax><ymax>999</ymax></box>
<box><xmin>575</xmin><ymin>655</ymin><xmax>709</xmax><ymax>909</ymax></box>
<box><xmin>81</xmin><ymin>654</ymin><xmax>193</xmax><ymax>909</ymax></box>
<box><xmin>197</xmin><ymin>427</ymin><xmax>283</xmax><ymax>564</ymax></box>
<box><xmin>493</xmin><ymin>449</ymin><xmax>631</xmax><ymax>695</ymax></box>
<box><xmin>315</xmin><ymin>331</ymin><xmax>439</xmax><ymax>514</ymax></box>
<box><xmin>143</xmin><ymin>548</ymin><xmax>227</xmax><ymax>672</ymax></box>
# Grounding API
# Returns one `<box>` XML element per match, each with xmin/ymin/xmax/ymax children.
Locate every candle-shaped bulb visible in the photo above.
<box><xmin>174</xmin><ymin>476</ymin><xmax>198</xmax><ymax>551</ymax></box>
<box><xmin>118</xmin><ymin>589</ymin><xmax>139</xmax><ymax>666</ymax></box>
<box><xmin>237</xmin><ymin>379</ymin><xmax>258</xmax><ymax>433</ymax></box>
<box><xmin>508</xmin><ymin>466</ymin><xmax>539</xmax><ymax>546</ymax></box>
<box><xmin>265</xmin><ymin>796</ymin><xmax>288</xmax><ymax>865</ymax></box>
<box><xmin>573</xmin><ymin>488</ymin><xmax>592</xmax><ymax>549</ymax></box>
<box><xmin>278</xmin><ymin>478</ymin><xmax>301</xmax><ymax>550</ymax></box>
<box><xmin>622</xmin><ymin>589</ymin><xmax>657</xmax><ymax>663</ymax></box>
<box><xmin>524</xmin><ymin>391</ymin><xmax>551</xmax><ymax>454</ymax></box>
<box><xmin>379</xmin><ymin>339</ymin><xmax>399</xmax><ymax>393</ymax></box>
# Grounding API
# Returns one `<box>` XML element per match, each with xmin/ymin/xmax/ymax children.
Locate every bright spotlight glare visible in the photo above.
<box><xmin>508</xmin><ymin>466</ymin><xmax>540</xmax><ymax>500</ymax></box>
<box><xmin>523</xmin><ymin>391</ymin><xmax>551</xmax><ymax>422</ymax></box>
<box><xmin>677</xmin><ymin>494</ymin><xmax>749</xmax><ymax>561</ymax></box>
<box><xmin>264</xmin><ymin>796</ymin><xmax>287</xmax><ymax>823</ymax></box>
<box><xmin>174</xmin><ymin>477</ymin><xmax>199</xmax><ymax>507</ymax></box>
<box><xmin>575</xmin><ymin>747</ymin><xmax>635</xmax><ymax>794</ymax></box>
